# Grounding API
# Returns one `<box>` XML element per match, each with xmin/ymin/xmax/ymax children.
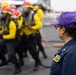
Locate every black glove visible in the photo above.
<box><xmin>2</xmin><ymin>30</ymin><xmax>8</xmax><ymax>34</ymax></box>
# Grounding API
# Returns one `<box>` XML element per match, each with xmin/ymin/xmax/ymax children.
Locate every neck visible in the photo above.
<box><xmin>63</xmin><ymin>36</ymin><xmax>73</xmax><ymax>43</ymax></box>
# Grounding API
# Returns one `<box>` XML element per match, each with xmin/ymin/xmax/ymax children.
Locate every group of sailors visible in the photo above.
<box><xmin>0</xmin><ymin>1</ymin><xmax>48</xmax><ymax>74</ymax></box>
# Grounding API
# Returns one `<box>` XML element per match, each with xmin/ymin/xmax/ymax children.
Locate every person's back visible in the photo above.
<box><xmin>33</xmin><ymin>5</ymin><xmax>44</xmax><ymax>21</ymax></box>
<box><xmin>37</xmin><ymin>8</ymin><xmax>44</xmax><ymax>21</ymax></box>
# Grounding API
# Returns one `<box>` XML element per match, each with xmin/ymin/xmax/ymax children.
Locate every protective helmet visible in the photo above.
<box><xmin>22</xmin><ymin>1</ymin><xmax>33</xmax><ymax>8</ymax></box>
<box><xmin>12</xmin><ymin>10</ymin><xmax>21</xmax><ymax>18</ymax></box>
<box><xmin>1</xmin><ymin>1</ymin><xmax>10</xmax><ymax>7</ymax></box>
<box><xmin>1</xmin><ymin>6</ymin><xmax>7</xmax><ymax>11</ymax></box>
<box><xmin>33</xmin><ymin>5</ymin><xmax>39</xmax><ymax>11</ymax></box>
<box><xmin>22</xmin><ymin>1</ymin><xmax>29</xmax><ymax>6</ymax></box>
<box><xmin>2</xmin><ymin>6</ymin><xmax>12</xmax><ymax>15</ymax></box>
<box><xmin>11</xmin><ymin>5</ymin><xmax>16</xmax><ymax>11</ymax></box>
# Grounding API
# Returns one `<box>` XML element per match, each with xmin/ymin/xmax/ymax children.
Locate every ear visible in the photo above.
<box><xmin>61</xmin><ymin>27</ymin><xmax>66</xmax><ymax>34</ymax></box>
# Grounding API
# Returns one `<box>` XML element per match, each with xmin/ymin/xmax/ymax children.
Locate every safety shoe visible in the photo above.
<box><xmin>20</xmin><ymin>60</ymin><xmax>24</xmax><ymax>66</ymax></box>
<box><xmin>42</xmin><ymin>52</ymin><xmax>48</xmax><ymax>59</ymax></box>
<box><xmin>43</xmin><ymin>54</ymin><xmax>48</xmax><ymax>58</ymax></box>
<box><xmin>33</xmin><ymin>62</ymin><xmax>41</xmax><ymax>71</ymax></box>
<box><xmin>13</xmin><ymin>67</ymin><xmax>21</xmax><ymax>74</ymax></box>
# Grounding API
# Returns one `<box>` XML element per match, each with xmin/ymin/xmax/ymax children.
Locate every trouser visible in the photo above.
<box><xmin>15</xmin><ymin>37</ymin><xmax>24</xmax><ymax>61</ymax></box>
<box><xmin>36</xmin><ymin>30</ymin><xmax>46</xmax><ymax>56</ymax></box>
<box><xmin>0</xmin><ymin>39</ymin><xmax>7</xmax><ymax>63</ymax></box>
<box><xmin>5</xmin><ymin>40</ymin><xmax>20</xmax><ymax>68</ymax></box>
<box><xmin>22</xmin><ymin>34</ymin><xmax>41</xmax><ymax>64</ymax></box>
<box><xmin>18</xmin><ymin>35</ymin><xmax>28</xmax><ymax>58</ymax></box>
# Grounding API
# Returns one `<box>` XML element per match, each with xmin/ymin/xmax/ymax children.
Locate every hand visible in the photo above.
<box><xmin>52</xmin><ymin>43</ymin><xmax>64</xmax><ymax>48</ymax></box>
<box><xmin>27</xmin><ymin>25</ymin><xmax>33</xmax><ymax>30</ymax></box>
<box><xmin>2</xmin><ymin>30</ymin><xmax>8</xmax><ymax>34</ymax></box>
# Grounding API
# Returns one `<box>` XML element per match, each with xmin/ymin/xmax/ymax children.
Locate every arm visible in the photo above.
<box><xmin>31</xmin><ymin>14</ymin><xmax>42</xmax><ymax>30</ymax></box>
<box><xmin>18</xmin><ymin>16</ymin><xmax>23</xmax><ymax>29</ymax></box>
<box><xmin>62</xmin><ymin>53</ymin><xmax>75</xmax><ymax>75</ymax></box>
<box><xmin>37</xmin><ymin>9</ymin><xmax>44</xmax><ymax>21</ymax></box>
<box><xmin>52</xmin><ymin>43</ymin><xmax>65</xmax><ymax>48</ymax></box>
<box><xmin>3</xmin><ymin>21</ymin><xmax>16</xmax><ymax>40</ymax></box>
<box><xmin>41</xmin><ymin>33</ymin><xmax>49</xmax><ymax>43</ymax></box>
<box><xmin>50</xmin><ymin>60</ymin><xmax>61</xmax><ymax>75</ymax></box>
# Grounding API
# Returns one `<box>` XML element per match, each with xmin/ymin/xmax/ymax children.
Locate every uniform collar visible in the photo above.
<box><xmin>63</xmin><ymin>38</ymin><xmax>76</xmax><ymax>48</ymax></box>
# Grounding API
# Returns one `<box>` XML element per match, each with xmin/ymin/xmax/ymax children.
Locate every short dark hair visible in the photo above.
<box><xmin>65</xmin><ymin>27</ymin><xmax>76</xmax><ymax>38</ymax></box>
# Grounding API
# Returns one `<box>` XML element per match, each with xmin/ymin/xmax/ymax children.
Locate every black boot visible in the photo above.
<box><xmin>33</xmin><ymin>62</ymin><xmax>41</xmax><ymax>71</ymax></box>
<box><xmin>32</xmin><ymin>52</ymin><xmax>42</xmax><ymax>71</ymax></box>
<box><xmin>43</xmin><ymin>53</ymin><xmax>48</xmax><ymax>58</ymax></box>
<box><xmin>39</xmin><ymin>44</ymin><xmax>48</xmax><ymax>58</ymax></box>
<box><xmin>23</xmin><ymin>52</ymin><xmax>28</xmax><ymax>58</ymax></box>
<box><xmin>13</xmin><ymin>65</ymin><xmax>21</xmax><ymax>74</ymax></box>
<box><xmin>33</xmin><ymin>60</ymin><xmax>42</xmax><ymax>71</ymax></box>
<box><xmin>19</xmin><ymin>60</ymin><xmax>24</xmax><ymax>66</ymax></box>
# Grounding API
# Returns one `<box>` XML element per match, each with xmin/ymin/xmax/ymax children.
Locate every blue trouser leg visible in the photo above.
<box><xmin>5</xmin><ymin>40</ymin><xmax>20</xmax><ymax>68</ymax></box>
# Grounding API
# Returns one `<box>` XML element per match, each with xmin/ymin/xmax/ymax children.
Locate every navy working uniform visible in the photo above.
<box><xmin>50</xmin><ymin>38</ymin><xmax>76</xmax><ymax>75</ymax></box>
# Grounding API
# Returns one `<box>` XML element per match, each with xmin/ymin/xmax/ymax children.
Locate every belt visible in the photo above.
<box><xmin>23</xmin><ymin>33</ymin><xmax>36</xmax><ymax>38</ymax></box>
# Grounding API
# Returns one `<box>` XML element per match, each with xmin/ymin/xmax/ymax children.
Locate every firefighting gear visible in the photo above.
<box><xmin>22</xmin><ymin>1</ymin><xmax>33</xmax><ymax>15</ymax></box>
<box><xmin>33</xmin><ymin>5</ymin><xmax>44</xmax><ymax>21</ymax></box>
<box><xmin>2</xmin><ymin>20</ymin><xmax>17</xmax><ymax>40</ymax></box>
<box><xmin>22</xmin><ymin>13</ymin><xmax>42</xmax><ymax>35</ymax></box>
<box><xmin>22</xmin><ymin>1</ymin><xmax>33</xmax><ymax>8</ymax></box>
<box><xmin>33</xmin><ymin>5</ymin><xmax>39</xmax><ymax>11</ymax></box>
<box><xmin>12</xmin><ymin>10</ymin><xmax>21</xmax><ymax>18</ymax></box>
<box><xmin>11</xmin><ymin>5</ymin><xmax>16</xmax><ymax>10</ymax></box>
<box><xmin>0</xmin><ymin>1</ymin><xmax>50</xmax><ymax>74</ymax></box>
<box><xmin>1</xmin><ymin>1</ymin><xmax>10</xmax><ymax>7</ymax></box>
<box><xmin>11</xmin><ymin>5</ymin><xmax>16</xmax><ymax>12</ymax></box>
<box><xmin>12</xmin><ymin>10</ymin><xmax>23</xmax><ymax>35</ymax></box>
<box><xmin>2</xmin><ymin>6</ymin><xmax>12</xmax><ymax>15</ymax></box>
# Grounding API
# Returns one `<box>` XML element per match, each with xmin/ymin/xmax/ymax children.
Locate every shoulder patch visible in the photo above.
<box><xmin>53</xmin><ymin>55</ymin><xmax>61</xmax><ymax>62</ymax></box>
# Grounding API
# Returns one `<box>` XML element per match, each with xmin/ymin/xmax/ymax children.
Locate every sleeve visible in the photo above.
<box><xmin>37</xmin><ymin>9</ymin><xmax>43</xmax><ymax>21</ymax></box>
<box><xmin>50</xmin><ymin>50</ymin><xmax>63</xmax><ymax>75</ymax></box>
<box><xmin>3</xmin><ymin>21</ymin><xmax>17</xmax><ymax>40</ymax></box>
<box><xmin>31</xmin><ymin>14</ymin><xmax>42</xmax><ymax>30</ymax></box>
<box><xmin>62</xmin><ymin>53</ymin><xmax>75</xmax><ymax>75</ymax></box>
<box><xmin>50</xmin><ymin>60</ymin><xmax>61</xmax><ymax>75</ymax></box>
<box><xmin>18</xmin><ymin>16</ymin><xmax>23</xmax><ymax>27</ymax></box>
